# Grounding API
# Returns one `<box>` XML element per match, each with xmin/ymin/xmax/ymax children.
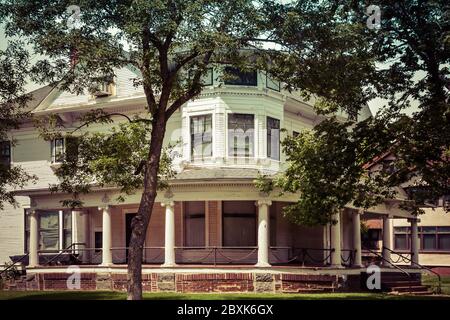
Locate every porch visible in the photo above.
<box><xmin>24</xmin><ymin>200</ymin><xmax>362</xmax><ymax>269</ymax></box>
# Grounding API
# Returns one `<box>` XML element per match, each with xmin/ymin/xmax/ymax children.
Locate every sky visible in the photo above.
<box><xmin>1</xmin><ymin>24</ymin><xmax>418</xmax><ymax>116</ymax></box>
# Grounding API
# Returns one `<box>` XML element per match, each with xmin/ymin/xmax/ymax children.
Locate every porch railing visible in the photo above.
<box><xmin>30</xmin><ymin>246</ymin><xmax>358</xmax><ymax>267</ymax></box>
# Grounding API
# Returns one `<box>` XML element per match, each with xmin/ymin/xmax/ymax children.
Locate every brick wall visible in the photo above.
<box><xmin>20</xmin><ymin>271</ymin><xmax>345</xmax><ymax>293</ymax></box>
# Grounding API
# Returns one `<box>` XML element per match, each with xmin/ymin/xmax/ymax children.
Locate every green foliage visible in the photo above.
<box><xmin>0</xmin><ymin>41</ymin><xmax>38</xmax><ymax>209</ymax></box>
<box><xmin>38</xmin><ymin>117</ymin><xmax>177</xmax><ymax>208</ymax></box>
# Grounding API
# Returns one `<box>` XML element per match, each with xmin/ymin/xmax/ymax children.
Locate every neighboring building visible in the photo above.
<box><xmin>363</xmin><ymin>153</ymin><xmax>450</xmax><ymax>268</ymax></box>
<box><xmin>0</xmin><ymin>66</ymin><xmax>422</xmax><ymax>292</ymax></box>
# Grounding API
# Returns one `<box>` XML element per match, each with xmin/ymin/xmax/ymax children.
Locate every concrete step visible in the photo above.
<box><xmin>389</xmin><ymin>285</ymin><xmax>429</xmax><ymax>293</ymax></box>
<box><xmin>382</xmin><ymin>280</ymin><xmax>422</xmax><ymax>287</ymax></box>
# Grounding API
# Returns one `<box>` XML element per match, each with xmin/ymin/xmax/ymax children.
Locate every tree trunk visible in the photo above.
<box><xmin>127</xmin><ymin>113</ymin><xmax>167</xmax><ymax>300</ymax></box>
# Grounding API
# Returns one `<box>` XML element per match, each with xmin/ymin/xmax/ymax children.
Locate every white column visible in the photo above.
<box><xmin>256</xmin><ymin>200</ymin><xmax>272</xmax><ymax>267</ymax></box>
<box><xmin>100</xmin><ymin>206</ymin><xmax>112</xmax><ymax>266</ymax></box>
<box><xmin>28</xmin><ymin>210</ymin><xmax>39</xmax><ymax>267</ymax></box>
<box><xmin>162</xmin><ymin>201</ymin><xmax>176</xmax><ymax>267</ymax></box>
<box><xmin>353</xmin><ymin>210</ymin><xmax>363</xmax><ymax>267</ymax></box>
<box><xmin>330</xmin><ymin>211</ymin><xmax>342</xmax><ymax>267</ymax></box>
<box><xmin>382</xmin><ymin>215</ymin><xmax>392</xmax><ymax>266</ymax></box>
<box><xmin>81</xmin><ymin>212</ymin><xmax>90</xmax><ymax>264</ymax></box>
<box><xmin>71</xmin><ymin>210</ymin><xmax>81</xmax><ymax>251</ymax></box>
<box><xmin>410</xmin><ymin>218</ymin><xmax>420</xmax><ymax>266</ymax></box>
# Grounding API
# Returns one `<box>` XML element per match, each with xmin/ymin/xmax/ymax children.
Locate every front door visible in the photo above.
<box><xmin>125</xmin><ymin>213</ymin><xmax>137</xmax><ymax>262</ymax></box>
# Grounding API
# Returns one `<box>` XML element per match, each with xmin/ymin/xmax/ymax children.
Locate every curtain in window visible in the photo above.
<box><xmin>222</xmin><ymin>201</ymin><xmax>256</xmax><ymax>247</ymax></box>
<box><xmin>190</xmin><ymin>115</ymin><xmax>212</xmax><ymax>159</ymax></box>
<box><xmin>228</xmin><ymin>114</ymin><xmax>254</xmax><ymax>157</ymax></box>
<box><xmin>39</xmin><ymin>212</ymin><xmax>59</xmax><ymax>251</ymax></box>
<box><xmin>184</xmin><ymin>202</ymin><xmax>205</xmax><ymax>247</ymax></box>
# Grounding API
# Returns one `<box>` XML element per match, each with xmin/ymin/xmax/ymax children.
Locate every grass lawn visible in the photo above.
<box><xmin>422</xmin><ymin>275</ymin><xmax>450</xmax><ymax>295</ymax></box>
<box><xmin>0</xmin><ymin>290</ymin><xmax>449</xmax><ymax>300</ymax></box>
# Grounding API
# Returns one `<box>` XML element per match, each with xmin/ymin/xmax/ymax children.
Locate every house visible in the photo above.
<box><xmin>0</xmin><ymin>66</ymin><xmax>425</xmax><ymax>293</ymax></box>
<box><xmin>363</xmin><ymin>153</ymin><xmax>450</xmax><ymax>268</ymax></box>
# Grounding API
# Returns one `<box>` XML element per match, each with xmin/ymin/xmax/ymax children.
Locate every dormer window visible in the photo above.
<box><xmin>93</xmin><ymin>80</ymin><xmax>115</xmax><ymax>98</ymax></box>
<box><xmin>224</xmin><ymin>67</ymin><xmax>257</xmax><ymax>86</ymax></box>
<box><xmin>0</xmin><ymin>141</ymin><xmax>11</xmax><ymax>167</ymax></box>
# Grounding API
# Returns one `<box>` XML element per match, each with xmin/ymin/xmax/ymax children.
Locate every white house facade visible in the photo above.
<box><xmin>0</xmin><ymin>66</ymin><xmax>432</xmax><ymax>293</ymax></box>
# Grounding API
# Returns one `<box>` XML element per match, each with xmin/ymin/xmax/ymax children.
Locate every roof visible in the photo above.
<box><xmin>22</xmin><ymin>85</ymin><xmax>55</xmax><ymax>112</ymax></box>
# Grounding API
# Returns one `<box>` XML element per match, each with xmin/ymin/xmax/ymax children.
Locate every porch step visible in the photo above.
<box><xmin>389</xmin><ymin>285</ymin><xmax>430</xmax><ymax>293</ymax></box>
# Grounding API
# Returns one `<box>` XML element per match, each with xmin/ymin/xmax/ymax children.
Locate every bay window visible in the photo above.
<box><xmin>190</xmin><ymin>115</ymin><xmax>212</xmax><ymax>160</ymax></box>
<box><xmin>228</xmin><ymin>113</ymin><xmax>254</xmax><ymax>158</ymax></box>
<box><xmin>267</xmin><ymin>117</ymin><xmax>280</xmax><ymax>160</ymax></box>
<box><xmin>224</xmin><ymin>67</ymin><xmax>257</xmax><ymax>86</ymax></box>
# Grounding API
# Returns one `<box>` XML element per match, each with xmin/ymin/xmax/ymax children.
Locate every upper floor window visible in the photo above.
<box><xmin>51</xmin><ymin>137</ymin><xmax>79</xmax><ymax>163</ymax></box>
<box><xmin>51</xmin><ymin>138</ymin><xmax>65</xmax><ymax>163</ymax></box>
<box><xmin>0</xmin><ymin>141</ymin><xmax>11</xmax><ymax>167</ymax></box>
<box><xmin>228</xmin><ymin>113</ymin><xmax>254</xmax><ymax>158</ymax></box>
<box><xmin>267</xmin><ymin>117</ymin><xmax>280</xmax><ymax>161</ymax></box>
<box><xmin>190</xmin><ymin>115</ymin><xmax>212</xmax><ymax>160</ymax></box>
<box><xmin>224</xmin><ymin>67</ymin><xmax>257</xmax><ymax>86</ymax></box>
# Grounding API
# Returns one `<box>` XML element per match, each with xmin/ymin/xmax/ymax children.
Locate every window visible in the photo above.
<box><xmin>51</xmin><ymin>138</ymin><xmax>65</xmax><ymax>163</ymax></box>
<box><xmin>267</xmin><ymin>117</ymin><xmax>280</xmax><ymax>160</ymax></box>
<box><xmin>51</xmin><ymin>137</ymin><xmax>79</xmax><ymax>163</ymax></box>
<box><xmin>24</xmin><ymin>210</ymin><xmax>30</xmax><ymax>253</ymax></box>
<box><xmin>224</xmin><ymin>67</ymin><xmax>257</xmax><ymax>86</ymax></box>
<box><xmin>228</xmin><ymin>114</ymin><xmax>254</xmax><ymax>157</ymax></box>
<box><xmin>270</xmin><ymin>204</ymin><xmax>277</xmax><ymax>247</ymax></box>
<box><xmin>292</xmin><ymin>131</ymin><xmax>300</xmax><ymax>138</ymax></box>
<box><xmin>63</xmin><ymin>211</ymin><xmax>72</xmax><ymax>248</ymax></box>
<box><xmin>39</xmin><ymin>211</ymin><xmax>59</xmax><ymax>251</ymax></box>
<box><xmin>266</xmin><ymin>75</ymin><xmax>280</xmax><ymax>91</ymax></box>
<box><xmin>421</xmin><ymin>227</ymin><xmax>436</xmax><ymax>250</ymax></box>
<box><xmin>222</xmin><ymin>201</ymin><xmax>256</xmax><ymax>247</ymax></box>
<box><xmin>184</xmin><ymin>202</ymin><xmax>205</xmax><ymax>247</ymax></box>
<box><xmin>95</xmin><ymin>231</ymin><xmax>102</xmax><ymax>253</ymax></box>
<box><xmin>190</xmin><ymin>115</ymin><xmax>212</xmax><ymax>160</ymax></box>
<box><xmin>438</xmin><ymin>227</ymin><xmax>450</xmax><ymax>250</ymax></box>
<box><xmin>394</xmin><ymin>227</ymin><xmax>410</xmax><ymax>250</ymax></box>
<box><xmin>0</xmin><ymin>141</ymin><xmax>11</xmax><ymax>167</ymax></box>
<box><xmin>394</xmin><ymin>226</ymin><xmax>450</xmax><ymax>252</ymax></box>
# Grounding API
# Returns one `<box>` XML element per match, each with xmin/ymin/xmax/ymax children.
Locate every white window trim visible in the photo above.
<box><xmin>225</xmin><ymin>111</ymin><xmax>257</xmax><ymax>160</ymax></box>
<box><xmin>187</xmin><ymin>112</ymin><xmax>215</xmax><ymax>162</ymax></box>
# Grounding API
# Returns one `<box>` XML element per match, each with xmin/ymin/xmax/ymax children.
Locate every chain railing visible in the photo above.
<box><xmin>341</xmin><ymin>249</ymin><xmax>356</xmax><ymax>267</ymax></box>
<box><xmin>382</xmin><ymin>246</ymin><xmax>442</xmax><ymax>294</ymax></box>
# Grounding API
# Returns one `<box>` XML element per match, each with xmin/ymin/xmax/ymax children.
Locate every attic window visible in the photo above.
<box><xmin>93</xmin><ymin>81</ymin><xmax>115</xmax><ymax>98</ymax></box>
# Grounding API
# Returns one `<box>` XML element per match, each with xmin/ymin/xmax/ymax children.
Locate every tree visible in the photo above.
<box><xmin>0</xmin><ymin>0</ymin><xmax>268</xmax><ymax>300</ymax></box>
<box><xmin>0</xmin><ymin>41</ymin><xmax>36</xmax><ymax>209</ymax></box>
<box><xmin>257</xmin><ymin>0</ymin><xmax>449</xmax><ymax>223</ymax></box>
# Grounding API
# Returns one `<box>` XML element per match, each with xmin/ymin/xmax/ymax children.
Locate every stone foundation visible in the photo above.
<box><xmin>13</xmin><ymin>271</ymin><xmax>351</xmax><ymax>293</ymax></box>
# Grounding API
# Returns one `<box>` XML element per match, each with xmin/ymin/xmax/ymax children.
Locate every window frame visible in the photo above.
<box><xmin>223</xmin><ymin>67</ymin><xmax>258</xmax><ymax>87</ymax></box>
<box><xmin>394</xmin><ymin>226</ymin><xmax>450</xmax><ymax>252</ymax></box>
<box><xmin>0</xmin><ymin>140</ymin><xmax>11</xmax><ymax>167</ymax></box>
<box><xmin>51</xmin><ymin>138</ymin><xmax>65</xmax><ymax>163</ymax></box>
<box><xmin>183</xmin><ymin>201</ymin><xmax>206</xmax><ymax>247</ymax></box>
<box><xmin>189</xmin><ymin>114</ymin><xmax>213</xmax><ymax>161</ymax></box>
<box><xmin>222</xmin><ymin>201</ymin><xmax>257</xmax><ymax>247</ymax></box>
<box><xmin>266</xmin><ymin>116</ymin><xmax>280</xmax><ymax>161</ymax></box>
<box><xmin>227</xmin><ymin>113</ymin><xmax>255</xmax><ymax>158</ymax></box>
